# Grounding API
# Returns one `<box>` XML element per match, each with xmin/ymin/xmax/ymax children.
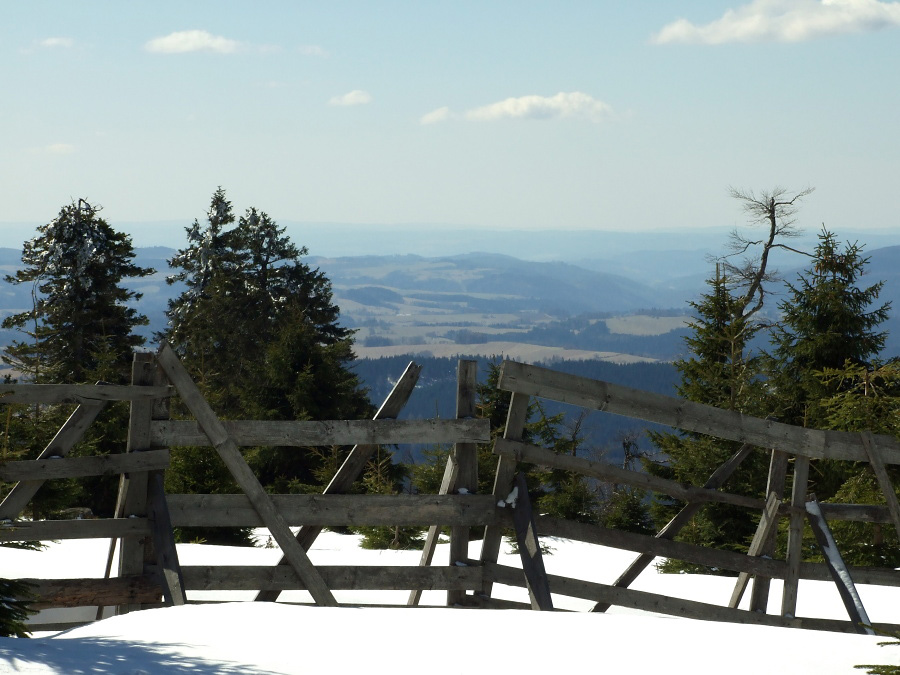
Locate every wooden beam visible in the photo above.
<box><xmin>167</xmin><ymin>493</ymin><xmax>504</xmax><ymax>528</ymax></box>
<box><xmin>117</xmin><ymin>352</ymin><xmax>159</xmax><ymax>614</ymax></box>
<box><xmin>147</xmin><ymin>471</ymin><xmax>186</xmax><ymax>606</ymax></box>
<box><xmin>484</xmin><ymin>562</ymin><xmax>899</xmax><ymax>634</ymax></box>
<box><xmin>156</xmin><ymin>342</ymin><xmax>337</xmax><ymax>607</ymax></box>
<box><xmin>749</xmin><ymin>449</ymin><xmax>789</xmax><ymax>612</ymax></box>
<box><xmin>859</xmin><ymin>431</ymin><xmax>900</xmax><ymax>541</ymax></box>
<box><xmin>806</xmin><ymin>497</ymin><xmax>874</xmax><ymax>635</ymax></box>
<box><xmin>448</xmin><ymin>359</ymin><xmax>478</xmax><ymax>606</ymax></box>
<box><xmin>497</xmin><ymin>360</ymin><xmax>900</xmax><ymax>464</ymax></box>
<box><xmin>0</xmin><ymin>402</ymin><xmax>106</xmax><ymax>520</ymax></box>
<box><xmin>183</xmin><ymin>565</ymin><xmax>483</xmax><ymax>592</ymax></box>
<box><xmin>151</xmin><ymin>417</ymin><xmax>488</xmax><ymax>447</ymax></box>
<box><xmin>593</xmin><ymin>443</ymin><xmax>755</xmax><ymax>612</ymax></box>
<box><xmin>782</xmin><ymin>454</ymin><xmax>810</xmax><ymax>618</ymax></box>
<box><xmin>17</xmin><ymin>575</ymin><xmax>163</xmax><ymax>609</ymax></box>
<box><xmin>0</xmin><ymin>518</ymin><xmax>151</xmax><ymax>543</ymax></box>
<box><xmin>478</xmin><ymin>391</ymin><xmax>529</xmax><ymax>598</ymax></box>
<box><xmin>729</xmin><ymin>491</ymin><xmax>781</xmax><ymax>608</ymax></box>
<box><xmin>495</xmin><ymin>437</ymin><xmax>765</xmax><ymax>510</ymax></box>
<box><xmin>511</xmin><ymin>472</ymin><xmax>553</xmax><ymax>611</ymax></box>
<box><xmin>0</xmin><ymin>384</ymin><xmax>172</xmax><ymax>404</ymax></box>
<box><xmin>0</xmin><ymin>449</ymin><xmax>170</xmax><ymax>482</ymax></box>
<box><xmin>407</xmin><ymin>441</ymin><xmax>459</xmax><ymax>606</ymax></box>
<box><xmin>254</xmin><ymin>361</ymin><xmax>422</xmax><ymax>603</ymax></box>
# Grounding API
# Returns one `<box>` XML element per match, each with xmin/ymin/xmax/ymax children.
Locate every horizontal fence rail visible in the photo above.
<box><xmin>0</xmin><ymin>384</ymin><xmax>174</xmax><ymax>404</ymax></box>
<box><xmin>498</xmin><ymin>360</ymin><xmax>900</xmax><ymax>464</ymax></box>
<box><xmin>166</xmin><ymin>493</ymin><xmax>507</xmax><ymax>528</ymax></box>
<box><xmin>150</xmin><ymin>418</ymin><xmax>490</xmax><ymax>448</ymax></box>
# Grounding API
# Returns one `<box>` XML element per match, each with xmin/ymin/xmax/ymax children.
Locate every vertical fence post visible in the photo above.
<box><xmin>116</xmin><ymin>352</ymin><xmax>158</xmax><ymax>615</ymax></box>
<box><xmin>478</xmin><ymin>390</ymin><xmax>530</xmax><ymax>599</ymax></box>
<box><xmin>781</xmin><ymin>454</ymin><xmax>809</xmax><ymax>618</ymax></box>
<box><xmin>447</xmin><ymin>359</ymin><xmax>478</xmax><ymax>606</ymax></box>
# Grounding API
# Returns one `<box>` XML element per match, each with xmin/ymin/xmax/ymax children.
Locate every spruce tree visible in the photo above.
<box><xmin>646</xmin><ymin>269</ymin><xmax>771</xmax><ymax>571</ymax></box>
<box><xmin>3</xmin><ymin>199</ymin><xmax>153</xmax><ymax>384</ymax></box>
<box><xmin>767</xmin><ymin>229</ymin><xmax>890</xmax><ymax>432</ymax></box>
<box><xmin>162</xmin><ymin>189</ymin><xmax>372</xmax><ymax>543</ymax></box>
<box><xmin>1</xmin><ymin>199</ymin><xmax>154</xmax><ymax>517</ymax></box>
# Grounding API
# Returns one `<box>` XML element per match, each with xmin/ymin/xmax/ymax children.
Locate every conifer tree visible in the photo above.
<box><xmin>162</xmin><ymin>189</ymin><xmax>372</xmax><ymax>543</ymax></box>
<box><xmin>2</xmin><ymin>199</ymin><xmax>154</xmax><ymax>517</ymax></box>
<box><xmin>3</xmin><ymin>199</ymin><xmax>153</xmax><ymax>384</ymax></box>
<box><xmin>646</xmin><ymin>270</ymin><xmax>771</xmax><ymax>570</ymax></box>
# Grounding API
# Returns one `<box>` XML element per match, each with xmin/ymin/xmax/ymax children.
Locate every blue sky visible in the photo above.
<box><xmin>3</xmin><ymin>1</ymin><xmax>899</xmax><ymax>247</ymax></box>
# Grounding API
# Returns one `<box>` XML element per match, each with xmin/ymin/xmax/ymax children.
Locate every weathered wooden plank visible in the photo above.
<box><xmin>782</xmin><ymin>454</ymin><xmax>810</xmax><ymax>618</ymax></box>
<box><xmin>152</xmin><ymin>417</ymin><xmax>488</xmax><ymax>447</ymax></box>
<box><xmin>167</xmin><ymin>493</ymin><xmax>504</xmax><ymax>527</ymax></box>
<box><xmin>147</xmin><ymin>471</ymin><xmax>186</xmax><ymax>607</ymax></box>
<box><xmin>859</xmin><ymin>431</ymin><xmax>900</xmax><ymax>541</ymax></box>
<box><xmin>183</xmin><ymin>565</ymin><xmax>483</xmax><ymax>592</ymax></box>
<box><xmin>806</xmin><ymin>497</ymin><xmax>874</xmax><ymax>635</ymax></box>
<box><xmin>449</xmin><ymin>359</ymin><xmax>478</xmax><ymax>606</ymax></box>
<box><xmin>819</xmin><ymin>503</ymin><xmax>895</xmax><ymax>523</ymax></box>
<box><xmin>156</xmin><ymin>342</ymin><xmax>337</xmax><ymax>607</ymax></box>
<box><xmin>254</xmin><ymin>361</ymin><xmax>422</xmax><ymax>603</ymax></box>
<box><xmin>478</xmin><ymin>391</ymin><xmax>530</xmax><ymax>598</ymax></box>
<box><xmin>408</xmin><ymin>443</ymin><xmax>459</xmax><ymax>606</ymax></box>
<box><xmin>749</xmin><ymin>448</ymin><xmax>789</xmax><ymax>612</ymax></box>
<box><xmin>0</xmin><ymin>449</ymin><xmax>170</xmax><ymax>482</ymax></box>
<box><xmin>593</xmin><ymin>443</ymin><xmax>755</xmax><ymax>613</ymax></box>
<box><xmin>512</xmin><ymin>472</ymin><xmax>553</xmax><ymax>611</ymax></box>
<box><xmin>729</xmin><ymin>491</ymin><xmax>781</xmax><ymax>608</ymax></box>
<box><xmin>0</xmin><ymin>402</ymin><xmax>106</xmax><ymax>520</ymax></box>
<box><xmin>17</xmin><ymin>575</ymin><xmax>163</xmax><ymax>609</ymax></box>
<box><xmin>117</xmin><ymin>352</ymin><xmax>158</xmax><ymax>615</ymax></box>
<box><xmin>0</xmin><ymin>384</ymin><xmax>173</xmax><ymax>404</ymax></box>
<box><xmin>484</xmin><ymin>562</ymin><xmax>900</xmax><ymax>634</ymax></box>
<box><xmin>537</xmin><ymin>515</ymin><xmax>786</xmax><ymax>579</ymax></box>
<box><xmin>497</xmin><ymin>360</ymin><xmax>900</xmax><ymax>464</ymax></box>
<box><xmin>495</xmin><ymin>437</ymin><xmax>765</xmax><ymax>511</ymax></box>
<box><xmin>0</xmin><ymin>518</ymin><xmax>151</xmax><ymax>543</ymax></box>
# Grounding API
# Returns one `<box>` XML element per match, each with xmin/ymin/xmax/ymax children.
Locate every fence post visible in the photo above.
<box><xmin>447</xmin><ymin>359</ymin><xmax>478</xmax><ymax>606</ymax></box>
<box><xmin>478</xmin><ymin>390</ymin><xmax>529</xmax><ymax>599</ymax></box>
<box><xmin>116</xmin><ymin>352</ymin><xmax>158</xmax><ymax>615</ymax></box>
<box><xmin>781</xmin><ymin>454</ymin><xmax>810</xmax><ymax>617</ymax></box>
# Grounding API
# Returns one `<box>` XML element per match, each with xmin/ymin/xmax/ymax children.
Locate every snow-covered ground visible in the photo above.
<box><xmin>1</xmin><ymin>531</ymin><xmax>898</xmax><ymax>674</ymax></box>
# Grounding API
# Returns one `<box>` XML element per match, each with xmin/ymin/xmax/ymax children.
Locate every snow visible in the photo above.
<box><xmin>1</xmin><ymin>531</ymin><xmax>898</xmax><ymax>674</ymax></box>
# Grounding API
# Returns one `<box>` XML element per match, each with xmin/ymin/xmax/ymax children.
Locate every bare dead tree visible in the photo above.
<box><xmin>721</xmin><ymin>186</ymin><xmax>814</xmax><ymax>323</ymax></box>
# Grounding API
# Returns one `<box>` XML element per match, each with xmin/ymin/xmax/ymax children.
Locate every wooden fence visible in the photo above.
<box><xmin>2</xmin><ymin>351</ymin><xmax>899</xmax><ymax>635</ymax></box>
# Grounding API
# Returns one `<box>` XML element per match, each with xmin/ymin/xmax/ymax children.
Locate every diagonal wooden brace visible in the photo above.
<box><xmin>156</xmin><ymin>342</ymin><xmax>337</xmax><ymax>607</ymax></box>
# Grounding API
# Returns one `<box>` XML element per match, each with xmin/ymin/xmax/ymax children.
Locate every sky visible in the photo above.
<box><xmin>3</xmin><ymin>1</ymin><xmax>900</xmax><ymax>248</ymax></box>
<box><xmin>1</xmin><ymin>532</ymin><xmax>898</xmax><ymax>673</ymax></box>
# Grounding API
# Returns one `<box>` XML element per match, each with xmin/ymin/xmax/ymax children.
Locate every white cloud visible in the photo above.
<box><xmin>35</xmin><ymin>143</ymin><xmax>76</xmax><ymax>155</ymax></box>
<box><xmin>462</xmin><ymin>92</ymin><xmax>613</xmax><ymax>123</ymax></box>
<box><xmin>299</xmin><ymin>45</ymin><xmax>328</xmax><ymax>57</ymax></box>
<box><xmin>329</xmin><ymin>90</ymin><xmax>373</xmax><ymax>106</ymax></box>
<box><xmin>144</xmin><ymin>30</ymin><xmax>242</xmax><ymax>54</ymax></box>
<box><xmin>653</xmin><ymin>0</ymin><xmax>900</xmax><ymax>44</ymax></box>
<box><xmin>420</xmin><ymin>106</ymin><xmax>453</xmax><ymax>125</ymax></box>
<box><xmin>39</xmin><ymin>37</ymin><xmax>74</xmax><ymax>48</ymax></box>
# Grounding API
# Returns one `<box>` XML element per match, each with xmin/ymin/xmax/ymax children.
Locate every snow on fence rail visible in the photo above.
<box><xmin>2</xmin><ymin>351</ymin><xmax>900</xmax><ymax>637</ymax></box>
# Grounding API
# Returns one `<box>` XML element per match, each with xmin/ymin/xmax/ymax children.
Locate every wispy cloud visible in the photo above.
<box><xmin>145</xmin><ymin>30</ymin><xmax>242</xmax><ymax>54</ymax></box>
<box><xmin>422</xmin><ymin>92</ymin><xmax>613</xmax><ymax>125</ymax></box>
<box><xmin>420</xmin><ymin>106</ymin><xmax>452</xmax><ymax>125</ymax></box>
<box><xmin>653</xmin><ymin>0</ymin><xmax>900</xmax><ymax>44</ymax></box>
<box><xmin>39</xmin><ymin>37</ymin><xmax>74</xmax><ymax>48</ymax></box>
<box><xmin>329</xmin><ymin>90</ymin><xmax>373</xmax><ymax>106</ymax></box>
<box><xmin>299</xmin><ymin>45</ymin><xmax>328</xmax><ymax>57</ymax></box>
<box><xmin>33</xmin><ymin>143</ymin><xmax>76</xmax><ymax>155</ymax></box>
